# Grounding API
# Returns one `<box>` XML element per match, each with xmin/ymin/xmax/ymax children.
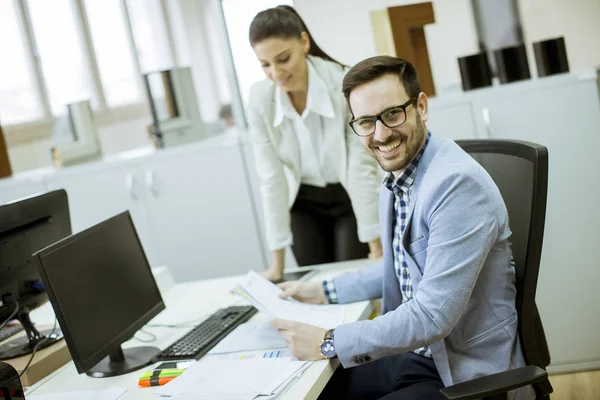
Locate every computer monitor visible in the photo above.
<box><xmin>0</xmin><ymin>190</ymin><xmax>71</xmax><ymax>360</ymax></box>
<box><xmin>33</xmin><ymin>211</ymin><xmax>165</xmax><ymax>377</ymax></box>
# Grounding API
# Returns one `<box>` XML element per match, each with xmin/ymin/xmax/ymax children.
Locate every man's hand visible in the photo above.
<box><xmin>273</xmin><ymin>319</ymin><xmax>326</xmax><ymax>361</ymax></box>
<box><xmin>277</xmin><ymin>281</ymin><xmax>328</xmax><ymax>304</ymax></box>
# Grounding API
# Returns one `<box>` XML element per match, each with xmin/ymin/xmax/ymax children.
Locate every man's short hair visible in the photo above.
<box><xmin>342</xmin><ymin>56</ymin><xmax>422</xmax><ymax>113</ymax></box>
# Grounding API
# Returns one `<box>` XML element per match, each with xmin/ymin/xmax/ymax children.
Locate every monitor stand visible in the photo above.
<box><xmin>86</xmin><ymin>345</ymin><xmax>160</xmax><ymax>378</ymax></box>
<box><xmin>0</xmin><ymin>310</ymin><xmax>63</xmax><ymax>360</ymax></box>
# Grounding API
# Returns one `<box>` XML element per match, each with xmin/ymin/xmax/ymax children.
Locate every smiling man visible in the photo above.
<box><xmin>272</xmin><ymin>56</ymin><xmax>533</xmax><ymax>400</ymax></box>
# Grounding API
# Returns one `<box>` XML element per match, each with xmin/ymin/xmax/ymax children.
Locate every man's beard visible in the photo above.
<box><xmin>367</xmin><ymin>117</ymin><xmax>427</xmax><ymax>173</ymax></box>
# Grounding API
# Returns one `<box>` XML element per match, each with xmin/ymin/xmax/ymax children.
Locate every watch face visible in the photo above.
<box><xmin>320</xmin><ymin>340</ymin><xmax>336</xmax><ymax>358</ymax></box>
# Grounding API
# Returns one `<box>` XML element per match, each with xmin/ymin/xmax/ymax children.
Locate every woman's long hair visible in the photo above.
<box><xmin>249</xmin><ymin>5</ymin><xmax>344</xmax><ymax>67</ymax></box>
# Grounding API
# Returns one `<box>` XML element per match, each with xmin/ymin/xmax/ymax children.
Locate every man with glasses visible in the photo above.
<box><xmin>272</xmin><ymin>56</ymin><xmax>532</xmax><ymax>400</ymax></box>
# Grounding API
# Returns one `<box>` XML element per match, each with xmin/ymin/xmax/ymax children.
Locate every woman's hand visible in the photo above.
<box><xmin>368</xmin><ymin>238</ymin><xmax>383</xmax><ymax>260</ymax></box>
<box><xmin>261</xmin><ymin>265</ymin><xmax>283</xmax><ymax>282</ymax></box>
<box><xmin>261</xmin><ymin>248</ymin><xmax>286</xmax><ymax>282</ymax></box>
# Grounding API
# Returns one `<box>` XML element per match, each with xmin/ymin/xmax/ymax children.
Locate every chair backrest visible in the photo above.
<box><xmin>456</xmin><ymin>140</ymin><xmax>551</xmax><ymax>371</ymax></box>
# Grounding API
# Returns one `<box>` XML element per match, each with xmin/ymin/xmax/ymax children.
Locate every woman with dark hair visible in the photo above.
<box><xmin>247</xmin><ymin>6</ymin><xmax>382</xmax><ymax>281</ymax></box>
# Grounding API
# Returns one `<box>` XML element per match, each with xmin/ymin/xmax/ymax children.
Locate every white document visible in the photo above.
<box><xmin>233</xmin><ymin>271</ymin><xmax>345</xmax><ymax>329</ymax></box>
<box><xmin>212</xmin><ymin>348</ymin><xmax>293</xmax><ymax>360</ymax></box>
<box><xmin>28</xmin><ymin>388</ymin><xmax>126</xmax><ymax>400</ymax></box>
<box><xmin>208</xmin><ymin>322</ymin><xmax>287</xmax><ymax>354</ymax></box>
<box><xmin>155</xmin><ymin>357</ymin><xmax>290</xmax><ymax>399</ymax></box>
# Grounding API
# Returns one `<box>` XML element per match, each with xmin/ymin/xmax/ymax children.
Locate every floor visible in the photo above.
<box><xmin>548</xmin><ymin>369</ymin><xmax>600</xmax><ymax>400</ymax></box>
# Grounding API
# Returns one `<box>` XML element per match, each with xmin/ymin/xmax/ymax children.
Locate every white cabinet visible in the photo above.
<box><xmin>36</xmin><ymin>138</ymin><xmax>266</xmax><ymax>283</ymax></box>
<box><xmin>426</xmin><ymin>99</ymin><xmax>479</xmax><ymax>140</ymax></box>
<box><xmin>44</xmin><ymin>161</ymin><xmax>159</xmax><ymax>268</ymax></box>
<box><xmin>0</xmin><ymin>179</ymin><xmax>46</xmax><ymax>204</ymax></box>
<box><xmin>140</xmin><ymin>143</ymin><xmax>265</xmax><ymax>282</ymax></box>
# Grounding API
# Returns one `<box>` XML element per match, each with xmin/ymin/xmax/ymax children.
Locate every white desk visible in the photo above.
<box><xmin>26</xmin><ymin>260</ymin><xmax>376</xmax><ymax>399</ymax></box>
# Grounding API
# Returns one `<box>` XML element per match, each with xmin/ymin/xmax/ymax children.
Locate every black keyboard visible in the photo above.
<box><xmin>156</xmin><ymin>305</ymin><xmax>257</xmax><ymax>361</ymax></box>
<box><xmin>0</xmin><ymin>324</ymin><xmax>24</xmax><ymax>343</ymax></box>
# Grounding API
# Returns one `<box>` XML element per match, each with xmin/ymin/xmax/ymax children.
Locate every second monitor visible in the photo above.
<box><xmin>0</xmin><ymin>190</ymin><xmax>71</xmax><ymax>360</ymax></box>
<box><xmin>34</xmin><ymin>211</ymin><xmax>165</xmax><ymax>377</ymax></box>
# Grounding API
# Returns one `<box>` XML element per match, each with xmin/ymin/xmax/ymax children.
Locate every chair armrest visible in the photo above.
<box><xmin>440</xmin><ymin>365</ymin><xmax>547</xmax><ymax>400</ymax></box>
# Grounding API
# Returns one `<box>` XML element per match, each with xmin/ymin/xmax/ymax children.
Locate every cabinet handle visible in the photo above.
<box><xmin>146</xmin><ymin>170</ymin><xmax>158</xmax><ymax>197</ymax></box>
<box><xmin>126</xmin><ymin>173</ymin><xmax>137</xmax><ymax>200</ymax></box>
<box><xmin>482</xmin><ymin>107</ymin><xmax>492</xmax><ymax>138</ymax></box>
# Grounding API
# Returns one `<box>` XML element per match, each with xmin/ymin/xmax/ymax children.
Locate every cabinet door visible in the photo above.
<box><xmin>0</xmin><ymin>180</ymin><xmax>46</xmax><ymax>204</ymax></box>
<box><xmin>473</xmin><ymin>80</ymin><xmax>600</xmax><ymax>369</ymax></box>
<box><xmin>143</xmin><ymin>144</ymin><xmax>265</xmax><ymax>282</ymax></box>
<box><xmin>44</xmin><ymin>163</ymin><xmax>159</xmax><ymax>267</ymax></box>
<box><xmin>426</xmin><ymin>101</ymin><xmax>479</xmax><ymax>140</ymax></box>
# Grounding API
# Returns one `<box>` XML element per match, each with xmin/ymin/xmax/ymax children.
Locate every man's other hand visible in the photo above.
<box><xmin>272</xmin><ymin>318</ymin><xmax>327</xmax><ymax>361</ymax></box>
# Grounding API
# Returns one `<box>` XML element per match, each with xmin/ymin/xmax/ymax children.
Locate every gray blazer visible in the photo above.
<box><xmin>332</xmin><ymin>135</ymin><xmax>533</xmax><ymax>400</ymax></box>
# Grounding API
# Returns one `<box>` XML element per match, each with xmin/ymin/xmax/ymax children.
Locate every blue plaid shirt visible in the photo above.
<box><xmin>323</xmin><ymin>132</ymin><xmax>432</xmax><ymax>358</ymax></box>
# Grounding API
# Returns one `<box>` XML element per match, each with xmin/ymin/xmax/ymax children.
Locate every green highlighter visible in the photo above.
<box><xmin>140</xmin><ymin>368</ymin><xmax>185</xmax><ymax>379</ymax></box>
<box><xmin>138</xmin><ymin>368</ymin><xmax>185</xmax><ymax>387</ymax></box>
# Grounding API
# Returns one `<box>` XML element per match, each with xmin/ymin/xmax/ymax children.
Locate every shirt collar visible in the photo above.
<box><xmin>273</xmin><ymin>60</ymin><xmax>335</xmax><ymax>127</ymax></box>
<box><xmin>384</xmin><ymin>131</ymin><xmax>431</xmax><ymax>195</ymax></box>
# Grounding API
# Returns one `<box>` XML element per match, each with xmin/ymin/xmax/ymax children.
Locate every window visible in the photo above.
<box><xmin>0</xmin><ymin>0</ymin><xmax>42</xmax><ymax>124</ymax></box>
<box><xmin>221</xmin><ymin>0</ymin><xmax>294</xmax><ymax>108</ymax></box>
<box><xmin>84</xmin><ymin>0</ymin><xmax>141</xmax><ymax>107</ymax></box>
<box><xmin>28</xmin><ymin>0</ymin><xmax>93</xmax><ymax>115</ymax></box>
<box><xmin>0</xmin><ymin>0</ymin><xmax>180</xmax><ymax>128</ymax></box>
<box><xmin>127</xmin><ymin>0</ymin><xmax>174</xmax><ymax>73</ymax></box>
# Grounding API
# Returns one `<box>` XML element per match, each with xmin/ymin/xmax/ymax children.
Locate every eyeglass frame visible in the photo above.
<box><xmin>348</xmin><ymin>97</ymin><xmax>417</xmax><ymax>137</ymax></box>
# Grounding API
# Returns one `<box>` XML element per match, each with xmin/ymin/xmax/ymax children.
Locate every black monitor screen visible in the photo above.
<box><xmin>35</xmin><ymin>212</ymin><xmax>164</xmax><ymax>373</ymax></box>
<box><xmin>0</xmin><ymin>195</ymin><xmax>70</xmax><ymax>314</ymax></box>
<box><xmin>0</xmin><ymin>189</ymin><xmax>71</xmax><ymax>345</ymax></box>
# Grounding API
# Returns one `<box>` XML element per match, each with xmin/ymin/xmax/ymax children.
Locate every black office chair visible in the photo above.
<box><xmin>440</xmin><ymin>140</ymin><xmax>553</xmax><ymax>400</ymax></box>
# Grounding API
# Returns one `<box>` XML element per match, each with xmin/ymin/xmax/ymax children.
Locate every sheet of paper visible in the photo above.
<box><xmin>234</xmin><ymin>271</ymin><xmax>345</xmax><ymax>329</ymax></box>
<box><xmin>208</xmin><ymin>322</ymin><xmax>287</xmax><ymax>354</ymax></box>
<box><xmin>28</xmin><ymin>388</ymin><xmax>126</xmax><ymax>400</ymax></box>
<box><xmin>213</xmin><ymin>348</ymin><xmax>293</xmax><ymax>360</ymax></box>
<box><xmin>155</xmin><ymin>357</ymin><xmax>290</xmax><ymax>399</ymax></box>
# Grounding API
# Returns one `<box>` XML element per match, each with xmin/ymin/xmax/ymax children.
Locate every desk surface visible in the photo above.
<box><xmin>26</xmin><ymin>259</ymin><xmax>376</xmax><ymax>399</ymax></box>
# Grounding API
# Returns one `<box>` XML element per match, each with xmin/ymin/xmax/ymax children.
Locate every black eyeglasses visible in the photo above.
<box><xmin>349</xmin><ymin>98</ymin><xmax>416</xmax><ymax>137</ymax></box>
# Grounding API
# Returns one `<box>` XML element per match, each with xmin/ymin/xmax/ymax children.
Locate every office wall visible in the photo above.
<box><xmin>293</xmin><ymin>0</ymin><xmax>480</xmax><ymax>93</ymax></box>
<box><xmin>518</xmin><ymin>0</ymin><xmax>600</xmax><ymax>75</ymax></box>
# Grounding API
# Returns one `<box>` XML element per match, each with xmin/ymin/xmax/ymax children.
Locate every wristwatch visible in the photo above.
<box><xmin>320</xmin><ymin>329</ymin><xmax>337</xmax><ymax>359</ymax></box>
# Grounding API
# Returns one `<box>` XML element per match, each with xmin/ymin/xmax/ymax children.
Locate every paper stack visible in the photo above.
<box><xmin>257</xmin><ymin>360</ymin><xmax>312</xmax><ymax>399</ymax></box>
<box><xmin>233</xmin><ymin>271</ymin><xmax>344</xmax><ymax>329</ymax></box>
<box><xmin>156</xmin><ymin>357</ymin><xmax>311</xmax><ymax>400</ymax></box>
